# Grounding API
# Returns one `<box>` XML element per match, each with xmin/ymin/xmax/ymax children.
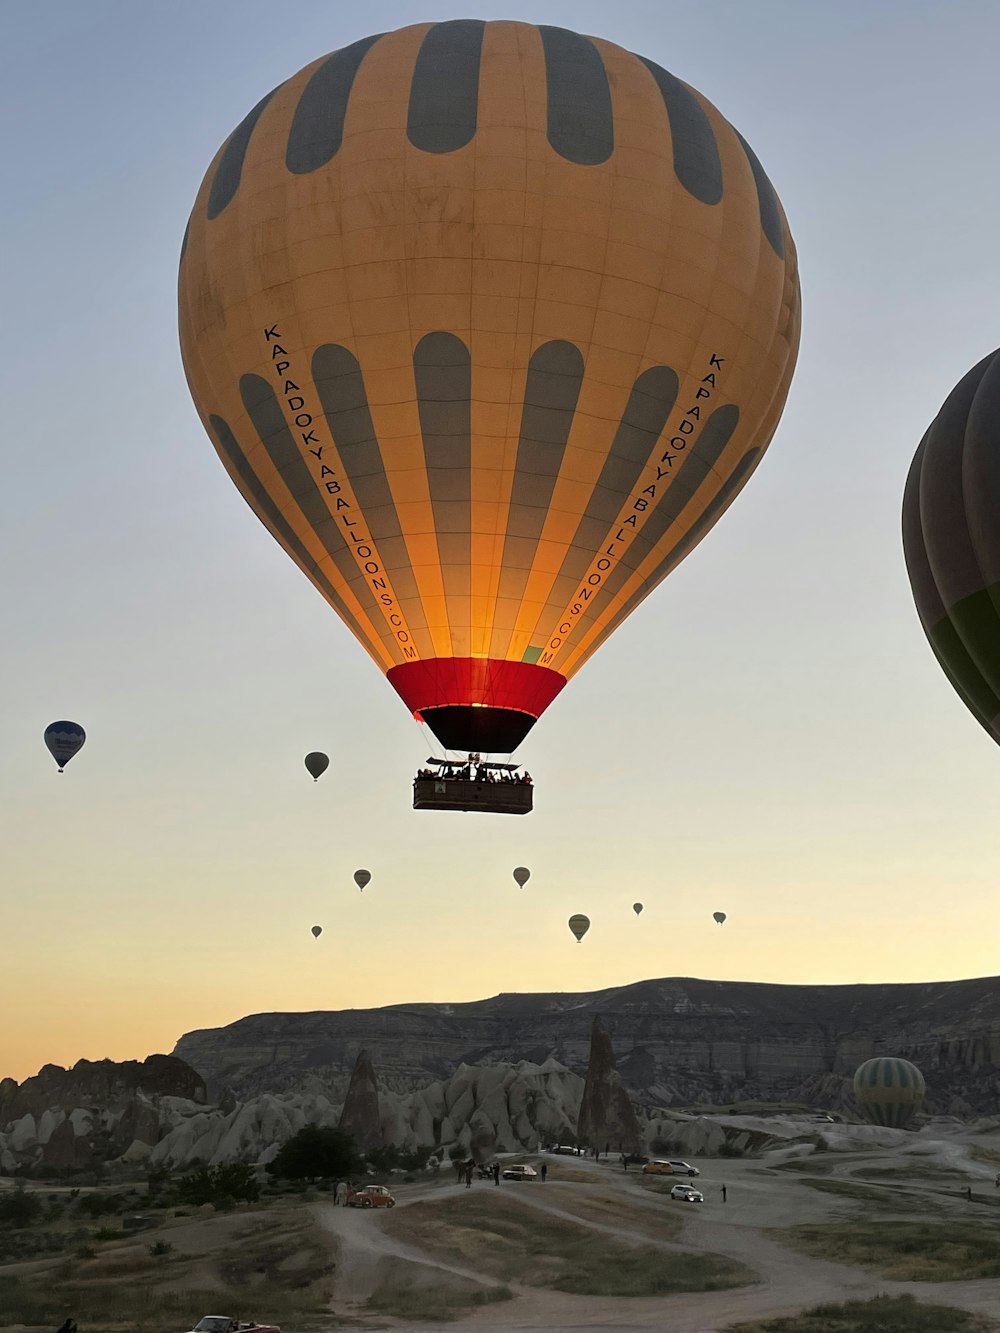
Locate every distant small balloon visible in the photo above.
<box><xmin>568</xmin><ymin>914</ymin><xmax>590</xmax><ymax>943</ymax></box>
<box><xmin>633</xmin><ymin>902</ymin><xmax>643</xmax><ymax>916</ymax></box>
<box><xmin>354</xmin><ymin>869</ymin><xmax>371</xmax><ymax>892</ymax></box>
<box><xmin>513</xmin><ymin>867</ymin><xmax>531</xmax><ymax>888</ymax></box>
<box><xmin>44</xmin><ymin>721</ymin><xmax>86</xmax><ymax>773</ymax></box>
<box><xmin>713</xmin><ymin>911</ymin><xmax>727</xmax><ymax>926</ymax></box>
<box><xmin>311</xmin><ymin>925</ymin><xmax>322</xmax><ymax>939</ymax></box>
<box><xmin>305</xmin><ymin>752</ymin><xmax>329</xmax><ymax>781</ymax></box>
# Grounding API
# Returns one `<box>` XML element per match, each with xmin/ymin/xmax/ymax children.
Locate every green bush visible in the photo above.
<box><xmin>0</xmin><ymin>1189</ymin><xmax>43</xmax><ymax>1228</ymax></box>
<box><xmin>268</xmin><ymin>1125</ymin><xmax>362</xmax><ymax>1182</ymax></box>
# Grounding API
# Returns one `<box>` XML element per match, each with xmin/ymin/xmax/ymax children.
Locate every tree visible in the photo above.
<box><xmin>175</xmin><ymin>1163</ymin><xmax>259</xmax><ymax>1207</ymax></box>
<box><xmin>268</xmin><ymin>1125</ymin><xmax>362</xmax><ymax>1182</ymax></box>
<box><xmin>0</xmin><ymin>1188</ymin><xmax>42</xmax><ymax>1228</ymax></box>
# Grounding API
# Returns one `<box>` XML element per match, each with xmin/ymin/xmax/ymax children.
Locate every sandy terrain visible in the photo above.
<box><xmin>313</xmin><ymin>1119</ymin><xmax>1000</xmax><ymax>1332</ymax></box>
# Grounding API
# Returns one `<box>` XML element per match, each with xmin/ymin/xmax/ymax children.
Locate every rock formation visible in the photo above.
<box><xmin>576</xmin><ymin>1017</ymin><xmax>642</xmax><ymax>1154</ymax></box>
<box><xmin>0</xmin><ymin>1055</ymin><xmax>204</xmax><ymax>1123</ymax></box>
<box><xmin>171</xmin><ymin>974</ymin><xmax>1000</xmax><ymax>1116</ymax></box>
<box><xmin>337</xmin><ymin>1049</ymin><xmax>383</xmax><ymax>1151</ymax></box>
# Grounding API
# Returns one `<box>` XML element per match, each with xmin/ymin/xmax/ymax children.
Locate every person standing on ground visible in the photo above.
<box><xmin>722</xmin><ymin>1184</ymin><xmax>727</xmax><ymax>1203</ymax></box>
<box><xmin>455</xmin><ymin>1158</ymin><xmax>464</xmax><ymax>1184</ymax></box>
<box><xmin>541</xmin><ymin>1162</ymin><xmax>547</xmax><ymax>1182</ymax></box>
<box><xmin>622</xmin><ymin>1154</ymin><xmax>629</xmax><ymax>1172</ymax></box>
<box><xmin>465</xmin><ymin>1161</ymin><xmax>474</xmax><ymax>1189</ymax></box>
<box><xmin>56</xmin><ymin>1320</ymin><xmax>77</xmax><ymax>1333</ymax></box>
<box><xmin>493</xmin><ymin>1161</ymin><xmax>500</xmax><ymax>1186</ymax></box>
<box><xmin>967</xmin><ymin>1186</ymin><xmax>973</xmax><ymax>1202</ymax></box>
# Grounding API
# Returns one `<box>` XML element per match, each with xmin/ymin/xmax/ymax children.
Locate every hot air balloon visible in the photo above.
<box><xmin>713</xmin><ymin>911</ymin><xmax>726</xmax><ymax>925</ymax></box>
<box><xmin>44</xmin><ymin>722</ymin><xmax>86</xmax><ymax>773</ymax></box>
<box><xmin>513</xmin><ymin>867</ymin><xmax>531</xmax><ymax>888</ymax></box>
<box><xmin>853</xmin><ymin>1057</ymin><xmax>925</xmax><ymax>1129</ymax></box>
<box><xmin>311</xmin><ymin>925</ymin><xmax>323</xmax><ymax>938</ymax></box>
<box><xmin>568</xmin><ymin>913</ymin><xmax>590</xmax><ymax>943</ymax></box>
<box><xmin>305</xmin><ymin>752</ymin><xmax>329</xmax><ymax>781</ymax></box>
<box><xmin>354</xmin><ymin>869</ymin><xmax>371</xmax><ymax>891</ymax></box>
<box><xmin>179</xmin><ymin>21</ymin><xmax>800</xmax><ymax>782</ymax></box>
<box><xmin>903</xmin><ymin>350</ymin><xmax>1000</xmax><ymax>741</ymax></box>
<box><xmin>632</xmin><ymin>902</ymin><xmax>643</xmax><ymax>916</ymax></box>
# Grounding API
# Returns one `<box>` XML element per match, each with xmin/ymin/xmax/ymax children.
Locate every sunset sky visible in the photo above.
<box><xmin>4</xmin><ymin>0</ymin><xmax>1000</xmax><ymax>1084</ymax></box>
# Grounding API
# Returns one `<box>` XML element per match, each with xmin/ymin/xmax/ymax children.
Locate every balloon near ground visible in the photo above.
<box><xmin>44</xmin><ymin>721</ymin><xmax>86</xmax><ymax>773</ymax></box>
<box><xmin>568</xmin><ymin>914</ymin><xmax>590</xmax><ymax>943</ymax></box>
<box><xmin>853</xmin><ymin>1057</ymin><xmax>926</xmax><ymax>1129</ymax></box>
<box><xmin>304</xmin><ymin>752</ymin><xmax>329</xmax><ymax>781</ymax></box>
<box><xmin>513</xmin><ymin>867</ymin><xmax>531</xmax><ymax>888</ymax></box>
<box><xmin>354</xmin><ymin>869</ymin><xmax>371</xmax><ymax>892</ymax></box>
<box><xmin>713</xmin><ymin>911</ymin><xmax>727</xmax><ymax>925</ymax></box>
<box><xmin>903</xmin><ymin>349</ymin><xmax>1000</xmax><ymax>743</ymax></box>
<box><xmin>311</xmin><ymin>925</ymin><xmax>322</xmax><ymax>939</ymax></box>
<box><xmin>179</xmin><ymin>21</ymin><xmax>800</xmax><ymax>756</ymax></box>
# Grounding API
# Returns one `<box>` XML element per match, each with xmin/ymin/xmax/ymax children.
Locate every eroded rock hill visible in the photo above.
<box><xmin>172</xmin><ymin>974</ymin><xmax>1000</xmax><ymax>1114</ymax></box>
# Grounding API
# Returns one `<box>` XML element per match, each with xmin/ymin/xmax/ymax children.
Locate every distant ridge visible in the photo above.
<box><xmin>172</xmin><ymin>973</ymin><xmax>1000</xmax><ymax>1115</ymax></box>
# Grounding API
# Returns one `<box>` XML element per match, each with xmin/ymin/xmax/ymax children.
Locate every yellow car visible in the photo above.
<box><xmin>642</xmin><ymin>1159</ymin><xmax>700</xmax><ymax>1177</ymax></box>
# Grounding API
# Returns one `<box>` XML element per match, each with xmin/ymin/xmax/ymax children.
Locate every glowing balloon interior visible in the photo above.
<box><xmin>44</xmin><ymin>721</ymin><xmax>86</xmax><ymax>773</ymax></box>
<box><xmin>853</xmin><ymin>1057</ymin><xmax>925</xmax><ymax>1129</ymax></box>
<box><xmin>179</xmin><ymin>20</ymin><xmax>800</xmax><ymax>756</ymax></box>
<box><xmin>568</xmin><ymin>914</ymin><xmax>590</xmax><ymax>943</ymax></box>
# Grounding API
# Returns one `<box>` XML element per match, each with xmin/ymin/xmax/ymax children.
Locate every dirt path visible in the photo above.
<box><xmin>317</xmin><ymin>1148</ymin><xmax>1000</xmax><ymax>1332</ymax></box>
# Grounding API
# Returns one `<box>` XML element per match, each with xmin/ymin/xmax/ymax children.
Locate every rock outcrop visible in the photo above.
<box><xmin>338</xmin><ymin>1050</ymin><xmax>383</xmax><ymax>1151</ymax></box>
<box><xmin>0</xmin><ymin>1055</ymin><xmax>205</xmax><ymax>1123</ymax></box>
<box><xmin>577</xmin><ymin>1017</ymin><xmax>642</xmax><ymax>1154</ymax></box>
<box><xmin>171</xmin><ymin>974</ymin><xmax>1000</xmax><ymax>1116</ymax></box>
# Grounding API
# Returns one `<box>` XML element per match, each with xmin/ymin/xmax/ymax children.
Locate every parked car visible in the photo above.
<box><xmin>187</xmin><ymin>1319</ymin><xmax>280</xmax><ymax>1333</ymax></box>
<box><xmin>501</xmin><ymin>1164</ymin><xmax>538</xmax><ymax>1181</ymax></box>
<box><xmin>347</xmin><ymin>1184</ymin><xmax>396</xmax><ymax>1208</ymax></box>
<box><xmin>547</xmin><ymin>1144</ymin><xmax>579</xmax><ymax>1155</ymax></box>
<box><xmin>642</xmin><ymin>1159</ymin><xmax>700</xmax><ymax>1177</ymax></box>
<box><xmin>670</xmin><ymin>1184</ymin><xmax>704</xmax><ymax>1203</ymax></box>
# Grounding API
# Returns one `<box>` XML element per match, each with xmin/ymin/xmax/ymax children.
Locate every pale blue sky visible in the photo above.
<box><xmin>3</xmin><ymin>1</ymin><xmax>1000</xmax><ymax>1080</ymax></box>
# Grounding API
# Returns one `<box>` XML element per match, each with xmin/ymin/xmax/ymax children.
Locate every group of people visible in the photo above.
<box><xmin>334</xmin><ymin>1180</ymin><xmax>354</xmax><ymax>1205</ymax></box>
<box><xmin>416</xmin><ymin>760</ymin><xmax>533</xmax><ymax>785</ymax></box>
<box><xmin>454</xmin><ymin>1158</ymin><xmax>548</xmax><ymax>1185</ymax></box>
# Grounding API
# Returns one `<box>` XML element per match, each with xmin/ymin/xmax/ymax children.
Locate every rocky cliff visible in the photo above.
<box><xmin>172</xmin><ymin>974</ymin><xmax>1000</xmax><ymax>1115</ymax></box>
<box><xmin>577</xmin><ymin>1016</ymin><xmax>642</xmax><ymax>1153</ymax></box>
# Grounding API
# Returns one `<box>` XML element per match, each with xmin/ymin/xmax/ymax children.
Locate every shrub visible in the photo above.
<box><xmin>0</xmin><ymin>1189</ymin><xmax>43</xmax><ymax>1228</ymax></box>
<box><xmin>148</xmin><ymin>1239</ymin><xmax>173</xmax><ymax>1257</ymax></box>
<box><xmin>268</xmin><ymin>1125</ymin><xmax>362</xmax><ymax>1181</ymax></box>
<box><xmin>719</xmin><ymin>1142</ymin><xmax>745</xmax><ymax>1158</ymax></box>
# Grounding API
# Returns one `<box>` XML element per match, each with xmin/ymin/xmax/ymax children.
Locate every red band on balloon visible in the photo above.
<box><xmin>387</xmin><ymin>657</ymin><xmax>567</xmax><ymax>720</ymax></box>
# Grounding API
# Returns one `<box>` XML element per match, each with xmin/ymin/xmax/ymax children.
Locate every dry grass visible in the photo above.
<box><xmin>0</xmin><ymin>1206</ymin><xmax>335</xmax><ymax>1329</ymax></box>
<box><xmin>775</xmin><ymin>1220</ymin><xmax>1000</xmax><ymax>1280</ymax></box>
<box><xmin>732</xmin><ymin>1292</ymin><xmax>995</xmax><ymax>1332</ymax></box>
<box><xmin>546</xmin><ymin>1188</ymin><xmax>682</xmax><ymax>1240</ymax></box>
<box><xmin>384</xmin><ymin>1191</ymin><xmax>754</xmax><ymax>1296</ymax></box>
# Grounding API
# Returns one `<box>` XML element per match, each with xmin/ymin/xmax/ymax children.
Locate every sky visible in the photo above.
<box><xmin>3</xmin><ymin>0</ymin><xmax>1000</xmax><ymax>1084</ymax></box>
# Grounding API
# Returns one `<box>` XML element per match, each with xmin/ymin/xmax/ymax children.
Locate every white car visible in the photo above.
<box><xmin>502</xmin><ymin>1164</ymin><xmax>538</xmax><ymax>1181</ymax></box>
<box><xmin>670</xmin><ymin>1184</ymin><xmax>704</xmax><ymax>1203</ymax></box>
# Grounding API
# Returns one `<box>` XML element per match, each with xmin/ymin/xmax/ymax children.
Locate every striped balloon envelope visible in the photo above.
<box><xmin>179</xmin><ymin>21</ymin><xmax>800</xmax><ymax>753</ymax></box>
<box><xmin>903</xmin><ymin>350</ymin><xmax>1000</xmax><ymax>744</ymax></box>
<box><xmin>853</xmin><ymin>1057</ymin><xmax>926</xmax><ymax>1129</ymax></box>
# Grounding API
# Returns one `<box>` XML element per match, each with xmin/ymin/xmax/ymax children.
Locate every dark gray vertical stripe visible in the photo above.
<box><xmin>180</xmin><ymin>217</ymin><xmax>190</xmax><ymax>262</ymax></box>
<box><xmin>957</xmin><ymin>351</ymin><xmax>1000</xmax><ymax>588</ymax></box>
<box><xmin>532</xmin><ymin>366</ymin><xmax>679</xmax><ymax>629</ymax></box>
<box><xmin>312</xmin><ymin>344</ymin><xmax>430</xmax><ymax>646</ymax></box>
<box><xmin>239</xmin><ymin>375</ymin><xmax>401</xmax><ymax>659</ymax></box>
<box><xmin>407</xmin><ymin>20</ymin><xmax>485</xmax><ymax>153</ymax></box>
<box><xmin>637</xmin><ymin>58</ymin><xmax>722</xmax><ymax>205</ymax></box>
<box><xmin>559</xmin><ymin>404</ymin><xmax>740</xmax><ymax>648</ymax></box>
<box><xmin>538</xmin><ymin>26</ymin><xmax>613</xmax><ymax>165</ymax></box>
<box><xmin>208</xmin><ymin>412</ymin><xmax>367</xmax><ymax>645</ymax></box>
<box><xmin>414</xmin><ymin>333</ymin><xmax>472</xmax><ymax>623</ymax></box>
<box><xmin>734</xmin><ymin>130</ymin><xmax>784</xmax><ymax>258</ymax></box>
<box><xmin>578</xmin><ymin>445</ymin><xmax>760</xmax><ymax>668</ymax></box>
<box><xmin>496</xmin><ymin>341</ymin><xmax>584</xmax><ymax>613</ymax></box>
<box><xmin>207</xmin><ymin>87</ymin><xmax>280</xmax><ymax>220</ymax></box>
<box><xmin>286</xmin><ymin>34</ymin><xmax>384</xmax><ymax>174</ymax></box>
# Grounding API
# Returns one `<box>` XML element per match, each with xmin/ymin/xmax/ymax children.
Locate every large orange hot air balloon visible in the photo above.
<box><xmin>179</xmin><ymin>21</ymin><xmax>800</xmax><ymax>754</ymax></box>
